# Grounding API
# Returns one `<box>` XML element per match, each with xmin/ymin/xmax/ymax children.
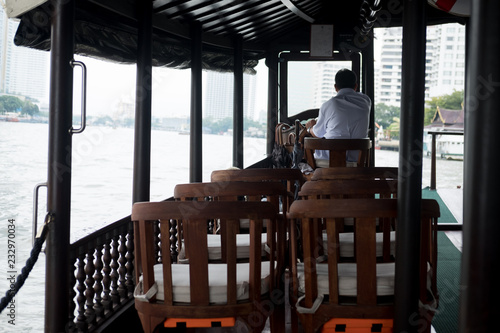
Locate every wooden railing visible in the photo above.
<box><xmin>67</xmin><ymin>215</ymin><xmax>136</xmax><ymax>332</ymax></box>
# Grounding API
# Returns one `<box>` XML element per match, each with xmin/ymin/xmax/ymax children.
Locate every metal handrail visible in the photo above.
<box><xmin>32</xmin><ymin>182</ymin><xmax>47</xmax><ymax>246</ymax></box>
<box><xmin>69</xmin><ymin>60</ymin><xmax>87</xmax><ymax>134</ymax></box>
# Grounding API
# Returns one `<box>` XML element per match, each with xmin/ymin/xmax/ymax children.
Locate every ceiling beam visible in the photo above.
<box><xmin>280</xmin><ymin>0</ymin><xmax>315</xmax><ymax>23</ymax></box>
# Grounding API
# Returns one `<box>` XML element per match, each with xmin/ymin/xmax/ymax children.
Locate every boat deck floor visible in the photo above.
<box><xmin>437</xmin><ymin>188</ymin><xmax>463</xmax><ymax>251</ymax></box>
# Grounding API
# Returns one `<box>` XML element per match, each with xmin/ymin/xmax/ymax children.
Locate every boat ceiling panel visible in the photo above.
<box><xmin>8</xmin><ymin>0</ymin><xmax>464</xmax><ymax>72</ymax></box>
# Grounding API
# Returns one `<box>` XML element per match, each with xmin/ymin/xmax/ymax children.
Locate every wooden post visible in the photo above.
<box><xmin>45</xmin><ymin>0</ymin><xmax>74</xmax><ymax>331</ymax></box>
<box><xmin>133</xmin><ymin>0</ymin><xmax>152</xmax><ymax>203</ymax></box>
<box><xmin>394</xmin><ymin>0</ymin><xmax>426</xmax><ymax>331</ymax></box>
<box><xmin>461</xmin><ymin>1</ymin><xmax>500</xmax><ymax>331</ymax></box>
<box><xmin>190</xmin><ymin>22</ymin><xmax>203</xmax><ymax>182</ymax></box>
<box><xmin>233</xmin><ymin>35</ymin><xmax>244</xmax><ymax>168</ymax></box>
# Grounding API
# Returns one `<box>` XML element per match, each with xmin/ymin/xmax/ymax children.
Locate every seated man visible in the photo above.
<box><xmin>305</xmin><ymin>68</ymin><xmax>371</xmax><ymax>167</ymax></box>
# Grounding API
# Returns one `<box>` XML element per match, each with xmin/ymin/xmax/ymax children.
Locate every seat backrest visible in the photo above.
<box><xmin>173</xmin><ymin>181</ymin><xmax>287</xmax><ymax>266</ymax></box>
<box><xmin>287</xmin><ymin>198</ymin><xmax>439</xmax><ymax>332</ymax></box>
<box><xmin>132</xmin><ymin>201</ymin><xmax>280</xmax><ymax>331</ymax></box>
<box><xmin>299</xmin><ymin>177</ymin><xmax>398</xmax><ymax>261</ymax></box>
<box><xmin>174</xmin><ymin>181</ymin><xmax>286</xmax><ymax>208</ymax></box>
<box><xmin>211</xmin><ymin>168</ymin><xmax>304</xmax><ymax>184</ymax></box>
<box><xmin>210</xmin><ymin>168</ymin><xmax>305</xmax><ymax>211</ymax></box>
<box><xmin>299</xmin><ymin>179</ymin><xmax>398</xmax><ymax>199</ymax></box>
<box><xmin>311</xmin><ymin>166</ymin><xmax>398</xmax><ymax>181</ymax></box>
<box><xmin>304</xmin><ymin>137</ymin><xmax>372</xmax><ymax>169</ymax></box>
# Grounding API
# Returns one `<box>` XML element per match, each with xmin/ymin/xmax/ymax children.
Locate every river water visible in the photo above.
<box><xmin>0</xmin><ymin>121</ymin><xmax>463</xmax><ymax>332</ymax></box>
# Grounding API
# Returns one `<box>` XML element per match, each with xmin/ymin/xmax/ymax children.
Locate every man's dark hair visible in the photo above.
<box><xmin>335</xmin><ymin>68</ymin><xmax>357</xmax><ymax>90</ymax></box>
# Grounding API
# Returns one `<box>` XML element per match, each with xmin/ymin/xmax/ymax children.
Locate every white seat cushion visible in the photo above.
<box><xmin>179</xmin><ymin>233</ymin><xmax>268</xmax><ymax>261</ymax></box>
<box><xmin>297</xmin><ymin>262</ymin><xmax>432</xmax><ymax>298</ymax></box>
<box><xmin>297</xmin><ymin>262</ymin><xmax>396</xmax><ymax>296</ymax></box>
<box><xmin>153</xmin><ymin>262</ymin><xmax>272</xmax><ymax>303</ymax></box>
<box><xmin>315</xmin><ymin>159</ymin><xmax>357</xmax><ymax>168</ymax></box>
<box><xmin>323</xmin><ymin>231</ymin><xmax>396</xmax><ymax>257</ymax></box>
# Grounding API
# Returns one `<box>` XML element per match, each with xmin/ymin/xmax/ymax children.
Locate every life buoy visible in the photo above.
<box><xmin>428</xmin><ymin>0</ymin><xmax>470</xmax><ymax>17</ymax></box>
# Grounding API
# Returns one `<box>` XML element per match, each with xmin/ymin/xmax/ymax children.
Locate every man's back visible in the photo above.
<box><xmin>313</xmin><ymin>88</ymin><xmax>371</xmax><ymax>162</ymax></box>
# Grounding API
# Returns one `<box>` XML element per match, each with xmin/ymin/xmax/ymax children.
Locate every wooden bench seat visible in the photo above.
<box><xmin>287</xmin><ymin>198</ymin><xmax>439</xmax><ymax>333</ymax></box>
<box><xmin>132</xmin><ymin>201</ymin><xmax>283</xmax><ymax>332</ymax></box>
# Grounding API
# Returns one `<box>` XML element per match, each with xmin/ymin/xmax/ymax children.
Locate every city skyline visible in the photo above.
<box><xmin>374</xmin><ymin>23</ymin><xmax>465</xmax><ymax>106</ymax></box>
<box><xmin>0</xmin><ymin>7</ymin><xmax>49</xmax><ymax>105</ymax></box>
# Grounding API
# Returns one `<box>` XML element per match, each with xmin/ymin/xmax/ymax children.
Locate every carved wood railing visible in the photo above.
<box><xmin>67</xmin><ymin>215</ymin><xmax>135</xmax><ymax>332</ymax></box>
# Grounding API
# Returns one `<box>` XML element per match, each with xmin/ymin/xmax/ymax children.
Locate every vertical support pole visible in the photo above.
<box><xmin>266</xmin><ymin>53</ymin><xmax>279</xmax><ymax>155</ymax></box>
<box><xmin>362</xmin><ymin>32</ymin><xmax>376</xmax><ymax>167</ymax></box>
<box><xmin>278</xmin><ymin>56</ymin><xmax>288</xmax><ymax>124</ymax></box>
<box><xmin>45</xmin><ymin>0</ymin><xmax>74</xmax><ymax>331</ymax></box>
<box><xmin>461</xmin><ymin>1</ymin><xmax>500</xmax><ymax>331</ymax></box>
<box><xmin>394</xmin><ymin>0</ymin><xmax>426</xmax><ymax>332</ymax></box>
<box><xmin>233</xmin><ymin>35</ymin><xmax>244</xmax><ymax>168</ymax></box>
<box><xmin>133</xmin><ymin>0</ymin><xmax>152</xmax><ymax>204</ymax></box>
<box><xmin>430</xmin><ymin>133</ymin><xmax>437</xmax><ymax>190</ymax></box>
<box><xmin>190</xmin><ymin>22</ymin><xmax>203</xmax><ymax>182</ymax></box>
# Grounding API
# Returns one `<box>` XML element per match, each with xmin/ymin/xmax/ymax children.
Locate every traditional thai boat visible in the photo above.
<box><xmin>1</xmin><ymin>1</ymin><xmax>498</xmax><ymax>332</ymax></box>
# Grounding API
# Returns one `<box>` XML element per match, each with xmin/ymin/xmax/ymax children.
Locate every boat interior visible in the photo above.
<box><xmin>3</xmin><ymin>0</ymin><xmax>500</xmax><ymax>332</ymax></box>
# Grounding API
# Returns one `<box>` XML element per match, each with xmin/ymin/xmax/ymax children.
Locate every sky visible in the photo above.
<box><xmin>72</xmin><ymin>55</ymin><xmax>269</xmax><ymax>120</ymax></box>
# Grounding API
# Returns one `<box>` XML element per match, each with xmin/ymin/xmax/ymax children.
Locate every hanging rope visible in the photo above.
<box><xmin>0</xmin><ymin>213</ymin><xmax>52</xmax><ymax>314</ymax></box>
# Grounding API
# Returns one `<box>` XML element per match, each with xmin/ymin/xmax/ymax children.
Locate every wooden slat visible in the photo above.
<box><xmin>311</xmin><ymin>167</ymin><xmax>398</xmax><ymax>181</ymax></box>
<box><xmin>325</xmin><ymin>217</ymin><xmax>339</xmax><ymax>304</ymax></box>
<box><xmin>301</xmin><ymin>218</ymin><xmax>318</xmax><ymax>308</ymax></box>
<box><xmin>133</xmin><ymin>201</ymin><xmax>277</xmax><ymax>221</ymax></box>
<box><xmin>355</xmin><ymin>217</ymin><xmax>377</xmax><ymax>305</ymax></box>
<box><xmin>139</xmin><ymin>220</ymin><xmax>156</xmax><ymax>302</ymax></box>
<box><xmin>186</xmin><ymin>218</ymin><xmax>210</xmax><ymax>306</ymax></box>
<box><xmin>382</xmin><ymin>217</ymin><xmax>394</xmax><ymax>261</ymax></box>
<box><xmin>133</xmin><ymin>221</ymin><xmax>142</xmax><ymax>284</ymax></box>
<box><xmin>209</xmin><ymin>168</ymin><xmax>304</xmax><ymax>212</ymax></box>
<box><xmin>249</xmin><ymin>218</ymin><xmax>263</xmax><ymax>302</ymax></box>
<box><xmin>225</xmin><ymin>218</ymin><xmax>238</xmax><ymax>304</ymax></box>
<box><xmin>299</xmin><ymin>179</ymin><xmax>398</xmax><ymax>198</ymax></box>
<box><xmin>274</xmin><ymin>214</ymin><xmax>286</xmax><ymax>278</ymax></box>
<box><xmin>330</xmin><ymin>150</ymin><xmax>346</xmax><ymax>167</ymax></box>
<box><xmin>304</xmin><ymin>138</ymin><xmax>372</xmax><ymax>169</ymax></box>
<box><xmin>289</xmin><ymin>216</ymin><xmax>299</xmax><ymax>296</ymax></box>
<box><xmin>210</xmin><ymin>168</ymin><xmax>304</xmax><ymax>184</ymax></box>
<box><xmin>288</xmin><ymin>199</ymin><xmax>399</xmax><ymax>220</ymax></box>
<box><xmin>160</xmin><ymin>220</ymin><xmax>173</xmax><ymax>305</ymax></box>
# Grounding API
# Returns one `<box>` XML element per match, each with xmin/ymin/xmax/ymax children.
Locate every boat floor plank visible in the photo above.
<box><xmin>437</xmin><ymin>188</ymin><xmax>463</xmax><ymax>224</ymax></box>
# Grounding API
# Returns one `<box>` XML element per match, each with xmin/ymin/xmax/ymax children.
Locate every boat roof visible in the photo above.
<box><xmin>7</xmin><ymin>0</ymin><xmax>465</xmax><ymax>73</ymax></box>
<box><xmin>426</xmin><ymin>107</ymin><xmax>464</xmax><ymax>130</ymax></box>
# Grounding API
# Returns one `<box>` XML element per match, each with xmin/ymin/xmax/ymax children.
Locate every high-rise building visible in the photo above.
<box><xmin>374</xmin><ymin>23</ymin><xmax>465</xmax><ymax>106</ymax></box>
<box><xmin>0</xmin><ymin>8</ymin><xmax>49</xmax><ymax>103</ymax></box>
<box><xmin>312</xmin><ymin>62</ymin><xmax>351</xmax><ymax>107</ymax></box>
<box><xmin>287</xmin><ymin>60</ymin><xmax>351</xmax><ymax>117</ymax></box>
<box><xmin>427</xmin><ymin>23</ymin><xmax>466</xmax><ymax>98</ymax></box>
<box><xmin>204</xmin><ymin>71</ymin><xmax>256</xmax><ymax>121</ymax></box>
<box><xmin>375</xmin><ymin>27</ymin><xmax>403</xmax><ymax>106</ymax></box>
